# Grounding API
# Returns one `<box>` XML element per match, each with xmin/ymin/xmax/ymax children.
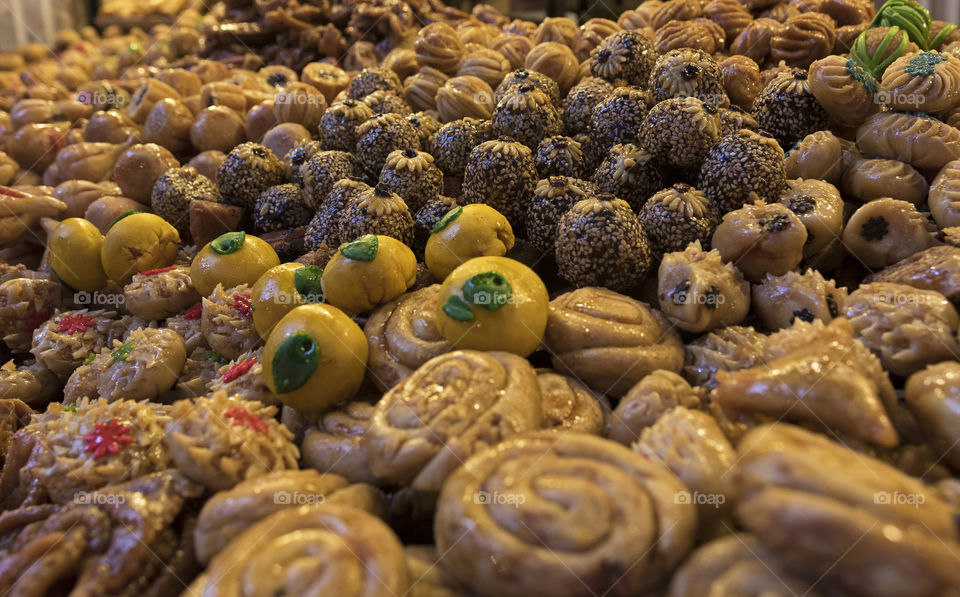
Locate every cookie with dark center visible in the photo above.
<box><xmin>640</xmin><ymin>97</ymin><xmax>722</xmax><ymax>171</ymax></box>
<box><xmin>407</xmin><ymin>112</ymin><xmax>441</xmax><ymax>150</ymax></box>
<box><xmin>527</xmin><ymin>176</ymin><xmax>598</xmax><ymax>255</ymax></box>
<box><xmin>355</xmin><ymin>113</ymin><xmax>420</xmax><ymax>175</ymax></box>
<box><xmin>752</xmin><ymin>68</ymin><xmax>829</xmax><ymax>148</ymax></box>
<box><xmin>413</xmin><ymin>195</ymin><xmax>459</xmax><ymax>259</ymax></box>
<box><xmin>648</xmin><ymin>48</ymin><xmax>725</xmax><ymax>105</ymax></box>
<box><xmin>639</xmin><ymin>183</ymin><xmax>719</xmax><ymax>257</ymax></box>
<box><xmin>493</xmin><ymin>68</ymin><xmax>561</xmax><ymax>106</ymax></box>
<box><xmin>589</xmin><ymin>87</ymin><xmax>652</xmax><ymax>160</ymax></box>
<box><xmin>535</xmin><ymin>135</ymin><xmax>587</xmax><ymax>178</ymax></box>
<box><xmin>216</xmin><ymin>142</ymin><xmax>286</xmax><ymax>212</ymax></box>
<box><xmin>347</xmin><ymin>67</ymin><xmax>403</xmax><ymax>100</ymax></box>
<box><xmin>338</xmin><ymin>183</ymin><xmax>415</xmax><ymax>246</ymax></box>
<box><xmin>378</xmin><ymin>148</ymin><xmax>442</xmax><ymax>213</ymax></box>
<box><xmin>430</xmin><ymin>117</ymin><xmax>491</xmax><ymax>177</ymax></box>
<box><xmin>591</xmin><ymin>143</ymin><xmax>664</xmax><ymax>211</ymax></box>
<box><xmin>590</xmin><ymin>31</ymin><xmax>658</xmax><ymax>87</ymax></box>
<box><xmin>284</xmin><ymin>141</ymin><xmax>322</xmax><ymax>186</ymax></box>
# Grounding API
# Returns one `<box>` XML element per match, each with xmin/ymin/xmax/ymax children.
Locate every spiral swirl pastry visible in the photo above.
<box><xmin>879</xmin><ymin>50</ymin><xmax>960</xmax><ymax>113</ymax></box>
<box><xmin>856</xmin><ymin>106</ymin><xmax>960</xmax><ymax>172</ymax></box>
<box><xmin>435</xmin><ymin>431</ymin><xmax>696</xmax><ymax>597</ymax></box>
<box><xmin>404</xmin><ymin>67</ymin><xmax>449</xmax><ymax>112</ymax></box>
<box><xmin>808</xmin><ymin>55</ymin><xmax>879</xmax><ymax>125</ymax></box>
<box><xmin>770</xmin><ymin>12</ymin><xmax>836</xmax><ymax>68</ymax></box>
<box><xmin>364</xmin><ymin>285</ymin><xmax>453</xmax><ymax>392</ymax></box>
<box><xmin>654</xmin><ymin>20</ymin><xmax>717</xmax><ymax>54</ymax></box>
<box><xmin>544</xmin><ymin>287</ymin><xmax>684</xmax><ymax>397</ymax></box>
<box><xmin>363</xmin><ymin>350</ymin><xmax>540</xmax><ymax>492</ymax></box>
<box><xmin>536</xmin><ymin>369</ymin><xmax>607</xmax><ymax>434</ymax></box>
<box><xmin>730</xmin><ymin>18</ymin><xmax>783</xmax><ymax>64</ymax></box>
<box><xmin>188</xmin><ymin>504</ymin><xmax>408</xmax><ymax>597</ymax></box>
<box><xmin>415</xmin><ymin>23</ymin><xmax>465</xmax><ymax>75</ymax></box>
<box><xmin>490</xmin><ymin>34</ymin><xmax>534</xmax><ymax>71</ymax></box>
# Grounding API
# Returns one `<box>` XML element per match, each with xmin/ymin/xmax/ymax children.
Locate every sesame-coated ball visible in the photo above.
<box><xmin>753</xmin><ymin>69</ymin><xmax>829</xmax><ymax>148</ymax></box>
<box><xmin>305</xmin><ymin>178</ymin><xmax>370</xmax><ymax>250</ymax></box>
<box><xmin>535</xmin><ymin>135</ymin><xmax>586</xmax><ymax>178</ymax></box>
<box><xmin>253</xmin><ymin>183</ymin><xmax>313</xmax><ymax>232</ymax></box>
<box><xmin>318</xmin><ymin>100</ymin><xmax>375</xmax><ymax>152</ymax></box>
<box><xmin>378</xmin><ymin>148</ymin><xmax>442</xmax><ymax>213</ymax></box>
<box><xmin>717</xmin><ymin>105</ymin><xmax>759</xmax><ymax>136</ymax></box>
<box><xmin>413</xmin><ymin>195</ymin><xmax>459</xmax><ymax>258</ymax></box>
<box><xmin>555</xmin><ymin>193</ymin><xmax>652</xmax><ymax>290</ymax></box>
<box><xmin>527</xmin><ymin>176</ymin><xmax>598</xmax><ymax>254</ymax></box>
<box><xmin>299</xmin><ymin>150</ymin><xmax>360</xmax><ymax>208</ymax></box>
<box><xmin>431</xmin><ymin>117</ymin><xmax>491</xmax><ymax>177</ymax></box>
<box><xmin>363</xmin><ymin>89</ymin><xmax>412</xmax><ymax>115</ymax></box>
<box><xmin>355</xmin><ymin>113</ymin><xmax>421</xmax><ymax>175</ymax></box>
<box><xmin>640</xmin><ymin>96</ymin><xmax>722</xmax><ymax>171</ymax></box>
<box><xmin>491</xmin><ymin>84</ymin><xmax>563</xmax><ymax>148</ymax></box>
<box><xmin>347</xmin><ymin>67</ymin><xmax>403</xmax><ymax>100</ymax></box>
<box><xmin>563</xmin><ymin>76</ymin><xmax>613</xmax><ymax>135</ymax></box>
<box><xmin>407</xmin><ymin>111</ymin><xmax>441</xmax><ymax>150</ymax></box>
<box><xmin>648</xmin><ymin>48</ymin><xmax>725</xmax><ymax>106</ymax></box>
<box><xmin>698</xmin><ymin>129</ymin><xmax>787</xmax><ymax>214</ymax></box>
<box><xmin>217</xmin><ymin>142</ymin><xmax>286</xmax><ymax>211</ymax></box>
<box><xmin>590</xmin><ymin>31</ymin><xmax>657</xmax><ymax>87</ymax></box>
<box><xmin>339</xmin><ymin>183</ymin><xmax>415</xmax><ymax>246</ymax></box>
<box><xmin>592</xmin><ymin>143</ymin><xmax>665</xmax><ymax>211</ymax></box>
<box><xmin>494</xmin><ymin>68</ymin><xmax>561</xmax><ymax>105</ymax></box>
<box><xmin>590</xmin><ymin>86</ymin><xmax>651</xmax><ymax>158</ymax></box>
<box><xmin>638</xmin><ymin>183</ymin><xmax>719</xmax><ymax>256</ymax></box>
<box><xmin>460</xmin><ymin>137</ymin><xmax>538</xmax><ymax>230</ymax></box>
<box><xmin>284</xmin><ymin>141</ymin><xmax>322</xmax><ymax>186</ymax></box>
<box><xmin>151</xmin><ymin>166</ymin><xmax>221</xmax><ymax>235</ymax></box>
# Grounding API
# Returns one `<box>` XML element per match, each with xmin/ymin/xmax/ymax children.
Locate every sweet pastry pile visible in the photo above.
<box><xmin>0</xmin><ymin>0</ymin><xmax>959</xmax><ymax>594</ymax></box>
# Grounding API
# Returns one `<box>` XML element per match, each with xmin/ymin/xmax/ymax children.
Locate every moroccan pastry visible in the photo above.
<box><xmin>735</xmin><ymin>423</ymin><xmax>960</xmax><ymax>597</ymax></box>
<box><xmin>355</xmin><ymin>113</ymin><xmax>421</xmax><ymax>175</ymax></box>
<box><xmin>321</xmin><ymin>235</ymin><xmax>417</xmax><ymax>315</ymax></box>
<box><xmin>704</xmin><ymin>0</ymin><xmax>752</xmax><ymax>44</ymax></box>
<box><xmin>769</xmin><ymin>12</ymin><xmax>836</xmax><ymax>68</ymax></box>
<box><xmin>495</xmin><ymin>68</ymin><xmax>562</xmax><ymax>106</ymax></box>
<box><xmin>460</xmin><ymin>138</ymin><xmax>537</xmax><ymax>227</ymax></box>
<box><xmin>905</xmin><ymin>361</ymin><xmax>960</xmax><ymax>472</ymax></box>
<box><xmin>364</xmin><ymin>285</ymin><xmax>452</xmax><ymax>392</ymax></box>
<box><xmin>856</xmin><ymin>110</ymin><xmax>960</xmax><ymax>171</ymax></box>
<box><xmin>150</xmin><ymin>166</ymin><xmax>221</xmax><ymax>236</ymax></box>
<box><xmin>928</xmin><ymin>159</ymin><xmax>960</xmax><ymax>228</ymax></box>
<box><xmin>416</xmin><ymin>22</ymin><xmax>466</xmax><ymax>75</ymax></box>
<box><xmin>543</xmin><ymin>287</ymin><xmax>684</xmax><ymax>396</ymax></box>
<box><xmin>648</xmin><ymin>49</ymin><xmax>724</xmax><ymax>106</ymax></box>
<box><xmin>100</xmin><ymin>212</ymin><xmax>180</xmax><ymax>285</ymax></box>
<box><xmin>535</xmin><ymin>135</ymin><xmax>586</xmax><ymax>178</ymax></box>
<box><xmin>0</xmin><ymin>361</ymin><xmax>58</xmax><ymax>406</ymax></box>
<box><xmin>784</xmin><ymin>130</ymin><xmax>844</xmax><ymax>184</ymax></box>
<box><xmin>201</xmin><ymin>283</ymin><xmax>258</xmax><ymax>361</ymax></box>
<box><xmin>425</xmin><ymin>204</ymin><xmax>514</xmax><ymax>280</ymax></box>
<box><xmin>431</xmin><ymin>117</ymin><xmax>490</xmax><ymax>177</ymax></box>
<box><xmin>637</xmin><ymin>183</ymin><xmax>720</xmax><ymax>256</ymax></box>
<box><xmin>525</xmin><ymin>41</ymin><xmax>579</xmax><ymax>95</ymax></box>
<box><xmin>752</xmin><ymin>269</ymin><xmax>846</xmax><ymax>331</ymax></box>
<box><xmin>879</xmin><ymin>51</ymin><xmax>960</xmax><ymax>113</ymax></box>
<box><xmin>318</xmin><ymin>100</ymin><xmax>375</xmax><ymax>152</ymax></box>
<box><xmin>491</xmin><ymin>84</ymin><xmax>562</xmax><ymax>148</ymax></box>
<box><xmin>413</xmin><ymin>195</ymin><xmax>459</xmax><ymax>258</ymax></box>
<box><xmin>216</xmin><ymin>142</ymin><xmax>286</xmax><ymax>212</ymax></box>
<box><xmin>641</xmin><ymin>96</ymin><xmax>721</xmax><ymax>171</ymax></box>
<box><xmin>654</xmin><ymin>20</ymin><xmax>718</xmax><ymax>54</ymax></box>
<box><xmin>252</xmin><ymin>183</ymin><xmax>313</xmax><ymax>233</ymax></box>
<box><xmin>684</xmin><ymin>325</ymin><xmax>767</xmax><ymax>390</ymax></box>
<box><xmin>842</xmin><ymin>158</ymin><xmax>928</xmax><ymax>205</ymax></box>
<box><xmin>865</xmin><ymin>245</ymin><xmax>960</xmax><ymax>300</ymax></box>
<box><xmin>589</xmin><ymin>87</ymin><xmax>651</xmax><ymax>156</ymax></box>
<box><xmin>841</xmin><ymin>198</ymin><xmax>937</xmax><ymax>269</ymax></box>
<box><xmin>562</xmin><ymin>78</ymin><xmax>613</xmax><ymax>137</ymax></box>
<box><xmin>0</xmin><ymin>398</ymin><xmax>171</xmax><ymax>506</ymax></box>
<box><xmin>407</xmin><ymin>112</ymin><xmax>441</xmax><ymax>150</ymax></box>
<box><xmin>63</xmin><ymin>327</ymin><xmax>186</xmax><ymax>404</ymax></box>
<box><xmin>301</xmin><ymin>401</ymin><xmax>379</xmax><ymax>484</ymax></box>
<box><xmin>608</xmin><ymin>370</ymin><xmax>702</xmax><ymax>445</ymax></box>
<box><xmin>436</xmin><ymin>75</ymin><xmax>495</xmax><ymax>121</ymax></box>
<box><xmin>555</xmin><ymin>194</ymin><xmax>652</xmax><ymax>291</ymax></box>
<box><xmin>404</xmin><ymin>67</ymin><xmax>449</xmax><ymax>112</ymax></box>
<box><xmin>807</xmin><ymin>55</ymin><xmax>879</xmax><ymax>125</ymax></box>
<box><xmin>526</xmin><ymin>177</ymin><xmax>596</xmax><ymax>255</ymax></box>
<box><xmin>348</xmin><ymin>67</ymin><xmax>403</xmax><ymax>100</ymax></box>
<box><xmin>207</xmin><ymin>348</ymin><xmax>279</xmax><ymax>406</ymax></box>
<box><xmin>30</xmin><ymin>309</ymin><xmax>128</xmax><ymax>375</ymax></box>
<box><xmin>364</xmin><ymin>349</ymin><xmax>540</xmax><ymax>492</ymax></box>
<box><xmin>536</xmin><ymin>369</ymin><xmax>607</xmax><ymax>434</ymax></box>
<box><xmin>379</xmin><ymin>149</ymin><xmax>442</xmax><ymax>214</ymax></box>
<box><xmin>113</xmin><ymin>143</ymin><xmax>179</xmax><ymax>203</ymax></box>
<box><xmin>491</xmin><ymin>35</ymin><xmax>535</xmax><ymax>71</ymax></box>
<box><xmin>711</xmin><ymin>201</ymin><xmax>807</xmax><ymax>282</ymax></box>
<box><xmin>532</xmin><ymin>16</ymin><xmax>578</xmax><ymax>45</ymax></box>
<box><xmin>719</xmin><ymin>55</ymin><xmax>762</xmax><ymax>111</ymax></box>
<box><xmin>339</xmin><ymin>184</ymin><xmax>415</xmax><ymax>247</ymax></box>
<box><xmin>299</xmin><ymin>150</ymin><xmax>360</xmax><ymax>209</ymax></box>
<box><xmin>698</xmin><ymin>129</ymin><xmax>786</xmax><ymax>214</ymax></box>
<box><xmin>165</xmin><ymin>391</ymin><xmax>298</xmax><ymax>492</ymax></box>
<box><xmin>778</xmin><ymin>178</ymin><xmax>844</xmax><ymax>258</ymax></box>
<box><xmin>845</xmin><ymin>282</ymin><xmax>960</xmax><ymax>377</ymax></box>
<box><xmin>589</xmin><ymin>30</ymin><xmax>657</xmax><ymax>88</ymax></box>
<box><xmin>194</xmin><ymin>469</ymin><xmax>386</xmax><ymax>564</ymax></box>
<box><xmin>591</xmin><ymin>143</ymin><xmax>663</xmax><ymax>211</ymax></box>
<box><xmin>730</xmin><ymin>18</ymin><xmax>783</xmax><ymax>64</ymax></box>
<box><xmin>657</xmin><ymin>242</ymin><xmax>750</xmax><ymax>333</ymax></box>
<box><xmin>122</xmin><ymin>265</ymin><xmax>200</xmax><ymax>320</ymax></box>
<box><xmin>249</xmin><ymin>263</ymin><xmax>324</xmax><ymax>339</ymax></box>
<box><xmin>175</xmin><ymin>346</ymin><xmax>221</xmax><ymax>398</ymax></box>
<box><xmin>457</xmin><ymin>48</ymin><xmax>510</xmax><ymax>89</ymax></box>
<box><xmin>572</xmin><ymin>18</ymin><xmax>621</xmax><ymax>62</ymax></box>
<box><xmin>435</xmin><ymin>432</ymin><xmax>696</xmax><ymax>597</ymax></box>
<box><xmin>752</xmin><ymin>69</ymin><xmax>830</xmax><ymax>148</ymax></box>
<box><xmin>434</xmin><ymin>257</ymin><xmax>548</xmax><ymax>356</ymax></box>
<box><xmin>305</xmin><ymin>178</ymin><xmax>370</xmax><ymax>251</ymax></box>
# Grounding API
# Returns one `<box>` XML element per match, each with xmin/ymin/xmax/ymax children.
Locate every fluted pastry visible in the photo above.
<box><xmin>185</xmin><ymin>505</ymin><xmax>408</xmax><ymax>597</ymax></box>
<box><xmin>535</xmin><ymin>369</ymin><xmax>607</xmax><ymax>434</ymax></box>
<box><xmin>808</xmin><ymin>54</ymin><xmax>879</xmax><ymax>125</ymax></box>
<box><xmin>843</xmin><ymin>158</ymin><xmax>928</xmax><ymax>205</ymax></box>
<box><xmin>905</xmin><ymin>361</ymin><xmax>960</xmax><ymax>473</ymax></box>
<box><xmin>301</xmin><ymin>400</ymin><xmax>379</xmax><ymax>484</ymax></box>
<box><xmin>435</xmin><ymin>431</ymin><xmax>696</xmax><ymax>597</ymax></box>
<box><xmin>657</xmin><ymin>242</ymin><xmax>750</xmax><ymax>333</ymax></box>
<box><xmin>543</xmin><ymin>287</ymin><xmax>684</xmax><ymax>397</ymax></box>
<box><xmin>654</xmin><ymin>20</ymin><xmax>718</xmax><ymax>54</ymax></box>
<box><xmin>201</xmin><ymin>283</ymin><xmax>258</xmax><ymax>361</ymax></box>
<box><xmin>165</xmin><ymin>391</ymin><xmax>298</xmax><ymax>491</ymax></box>
<box><xmin>363</xmin><ymin>350</ymin><xmax>540</xmax><ymax>492</ymax></box>
<box><xmin>856</xmin><ymin>111</ymin><xmax>960</xmax><ymax>172</ymax></box>
<box><xmin>841</xmin><ymin>198</ymin><xmax>937</xmax><ymax>269</ymax></box>
<box><xmin>194</xmin><ymin>469</ymin><xmax>387</xmax><ymax>564</ymax></box>
<box><xmin>122</xmin><ymin>265</ymin><xmax>200</xmax><ymax>320</ymax></box>
<box><xmin>29</xmin><ymin>309</ymin><xmax>126</xmax><ymax>375</ymax></box>
<box><xmin>879</xmin><ymin>51</ymin><xmax>960</xmax><ymax>113</ymax></box>
<box><xmin>784</xmin><ymin>130</ymin><xmax>844</xmax><ymax>184</ymax></box>
<box><xmin>415</xmin><ymin>22</ymin><xmax>465</xmax><ymax>75</ymax></box>
<box><xmin>730</xmin><ymin>18</ymin><xmax>783</xmax><ymax>64</ymax></box>
<box><xmin>752</xmin><ymin>269</ymin><xmax>846</xmax><ymax>331</ymax></box>
<box><xmin>845</xmin><ymin>282</ymin><xmax>960</xmax><ymax>378</ymax></box>
<box><xmin>770</xmin><ymin>12</ymin><xmax>836</xmax><ymax>68</ymax></box>
<box><xmin>608</xmin><ymin>370</ymin><xmax>703</xmax><ymax>445</ymax></box>
<box><xmin>63</xmin><ymin>327</ymin><xmax>186</xmax><ymax>404</ymax></box>
<box><xmin>711</xmin><ymin>201</ymin><xmax>807</xmax><ymax>282</ymax></box>
<box><xmin>929</xmin><ymin>158</ymin><xmax>960</xmax><ymax>228</ymax></box>
<box><xmin>864</xmin><ymin>245</ymin><xmax>960</xmax><ymax>300</ymax></box>
<box><xmin>684</xmin><ymin>325</ymin><xmax>767</xmax><ymax>390</ymax></box>
<box><xmin>0</xmin><ymin>398</ymin><xmax>171</xmax><ymax>507</ymax></box>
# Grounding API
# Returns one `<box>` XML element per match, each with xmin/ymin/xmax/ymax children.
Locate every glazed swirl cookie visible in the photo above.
<box><xmin>543</xmin><ymin>287</ymin><xmax>684</xmax><ymax>396</ymax></box>
<box><xmin>201</xmin><ymin>283</ymin><xmax>258</xmax><ymax>360</ymax></box>
<box><xmin>657</xmin><ymin>242</ymin><xmax>750</xmax><ymax>333</ymax></box>
<box><xmin>752</xmin><ymin>269</ymin><xmax>846</xmax><ymax>331</ymax></box>
<box><xmin>122</xmin><ymin>265</ymin><xmax>200</xmax><ymax>320</ymax></box>
<box><xmin>730</xmin><ymin>18</ymin><xmax>783</xmax><ymax>64</ymax></box>
<box><xmin>928</xmin><ymin>159</ymin><xmax>960</xmax><ymax>228</ymax></box>
<box><xmin>841</xmin><ymin>198</ymin><xmax>937</xmax><ymax>269</ymax></box>
<box><xmin>778</xmin><ymin>178</ymin><xmax>844</xmax><ymax>259</ymax></box>
<box><xmin>879</xmin><ymin>51</ymin><xmax>960</xmax><ymax>113</ymax></box>
<box><xmin>363</xmin><ymin>350</ymin><xmax>541</xmax><ymax>492</ymax></box>
<box><xmin>186</xmin><ymin>505</ymin><xmax>408</xmax><ymax>597</ymax></box>
<box><xmin>165</xmin><ymin>390</ymin><xmax>298</xmax><ymax>492</ymax></box>
<box><xmin>808</xmin><ymin>55</ymin><xmax>879</xmax><ymax>125</ymax></box>
<box><xmin>842</xmin><ymin>158</ymin><xmax>928</xmax><ymax>205</ymax></box>
<box><xmin>434</xmin><ymin>432</ymin><xmax>696</xmax><ymax>597</ymax></box>
<box><xmin>856</xmin><ymin>111</ymin><xmax>960</xmax><ymax>171</ymax></box>
<box><xmin>301</xmin><ymin>401</ymin><xmax>378</xmax><ymax>484</ymax></box>
<box><xmin>711</xmin><ymin>202</ymin><xmax>807</xmax><ymax>282</ymax></box>
<box><xmin>784</xmin><ymin>130</ymin><xmax>844</xmax><ymax>184</ymax></box>
<box><xmin>905</xmin><ymin>362</ymin><xmax>960</xmax><ymax>472</ymax></box>
<box><xmin>364</xmin><ymin>285</ymin><xmax>453</xmax><ymax>392</ymax></box>
<box><xmin>536</xmin><ymin>369</ymin><xmax>607</xmax><ymax>434</ymax></box>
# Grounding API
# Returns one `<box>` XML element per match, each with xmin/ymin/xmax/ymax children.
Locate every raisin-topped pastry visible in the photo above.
<box><xmin>589</xmin><ymin>30</ymin><xmax>657</xmax><ymax>87</ymax></box>
<box><xmin>699</xmin><ymin>129</ymin><xmax>786</xmax><ymax>214</ymax></box>
<box><xmin>640</xmin><ymin>96</ymin><xmax>721</xmax><ymax>171</ymax></box>
<box><xmin>640</xmin><ymin>183</ymin><xmax>719</xmax><ymax>256</ymax></box>
<box><xmin>534</xmin><ymin>135</ymin><xmax>586</xmax><ymax>178</ymax></box>
<box><xmin>526</xmin><ymin>176</ymin><xmax>596</xmax><ymax>255</ymax></box>
<box><xmin>201</xmin><ymin>283</ymin><xmax>258</xmax><ymax>361</ymax></box>
<box><xmin>752</xmin><ymin>269</ymin><xmax>847</xmax><ymax>331</ymax></box>
<box><xmin>460</xmin><ymin>137</ymin><xmax>537</xmax><ymax>228</ymax></box>
<box><xmin>842</xmin><ymin>198</ymin><xmax>938</xmax><ymax>269</ymax></box>
<box><xmin>657</xmin><ymin>242</ymin><xmax>750</xmax><ymax>333</ymax></box>
<box><xmin>879</xmin><ymin>51</ymin><xmax>960</xmax><ymax>113</ymax></box>
<box><xmin>165</xmin><ymin>391</ymin><xmax>298</xmax><ymax>492</ymax></box>
<box><xmin>905</xmin><ymin>362</ymin><xmax>960</xmax><ymax>472</ymax></box>
<box><xmin>591</xmin><ymin>143</ymin><xmax>663</xmax><ymax>211</ymax></box>
<box><xmin>648</xmin><ymin>48</ymin><xmax>724</xmax><ymax>105</ymax></box>
<box><xmin>339</xmin><ymin>183</ymin><xmax>415</xmax><ymax>247</ymax></box>
<box><xmin>555</xmin><ymin>194</ymin><xmax>652</xmax><ymax>291</ymax></box>
<box><xmin>752</xmin><ymin>69</ymin><xmax>830</xmax><ymax>148</ymax></box>
<box><xmin>491</xmin><ymin>84</ymin><xmax>562</xmax><ymax>149</ymax></box>
<box><xmin>808</xmin><ymin>55</ymin><xmax>879</xmax><ymax>125</ymax></box>
<box><xmin>378</xmin><ymin>149</ymin><xmax>442</xmax><ymax>214</ymax></box>
<box><xmin>712</xmin><ymin>201</ymin><xmax>807</xmax><ymax>282</ymax></box>
<box><xmin>543</xmin><ymin>287</ymin><xmax>684</xmax><ymax>396</ymax></box>
<box><xmin>778</xmin><ymin>178</ymin><xmax>844</xmax><ymax>259</ymax></box>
